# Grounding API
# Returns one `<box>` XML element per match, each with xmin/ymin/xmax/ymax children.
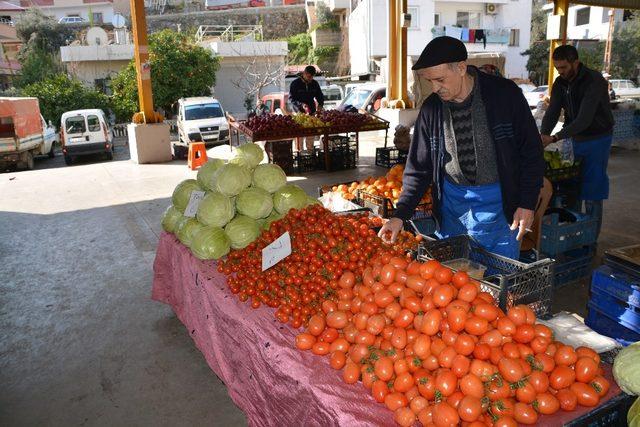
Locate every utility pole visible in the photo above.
<box><xmin>130</xmin><ymin>0</ymin><xmax>158</xmax><ymax>123</ymax></box>
<box><xmin>547</xmin><ymin>0</ymin><xmax>569</xmax><ymax>89</ymax></box>
<box><xmin>603</xmin><ymin>8</ymin><xmax>615</xmax><ymax>74</ymax></box>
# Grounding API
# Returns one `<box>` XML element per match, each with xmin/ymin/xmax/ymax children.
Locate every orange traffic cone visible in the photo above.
<box><xmin>188</xmin><ymin>142</ymin><xmax>207</xmax><ymax>170</ymax></box>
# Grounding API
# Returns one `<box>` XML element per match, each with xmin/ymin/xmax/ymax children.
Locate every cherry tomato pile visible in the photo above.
<box><xmin>295</xmin><ymin>254</ymin><xmax>611</xmax><ymax>426</ymax></box>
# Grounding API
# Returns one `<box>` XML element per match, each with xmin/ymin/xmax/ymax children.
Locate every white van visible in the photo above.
<box><xmin>321</xmin><ymin>85</ymin><xmax>344</xmax><ymax>110</ymax></box>
<box><xmin>61</xmin><ymin>109</ymin><xmax>113</xmax><ymax>166</ymax></box>
<box><xmin>176</xmin><ymin>97</ymin><xmax>229</xmax><ymax>147</ymax></box>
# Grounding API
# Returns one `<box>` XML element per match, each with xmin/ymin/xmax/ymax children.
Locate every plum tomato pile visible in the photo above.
<box><xmin>294</xmin><ymin>255</ymin><xmax>611</xmax><ymax>426</ymax></box>
<box><xmin>218</xmin><ymin>205</ymin><xmax>390</xmax><ymax>328</ymax></box>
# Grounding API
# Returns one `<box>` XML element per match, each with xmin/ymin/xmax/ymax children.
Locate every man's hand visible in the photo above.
<box><xmin>540</xmin><ymin>134</ymin><xmax>554</xmax><ymax>147</ymax></box>
<box><xmin>378</xmin><ymin>217</ymin><xmax>403</xmax><ymax>244</ymax></box>
<box><xmin>317</xmin><ymin>105</ymin><xmax>324</xmax><ymax>112</ymax></box>
<box><xmin>510</xmin><ymin>208</ymin><xmax>535</xmax><ymax>241</ymax></box>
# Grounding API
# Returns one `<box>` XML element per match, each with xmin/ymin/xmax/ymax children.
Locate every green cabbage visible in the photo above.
<box><xmin>263</xmin><ymin>211</ymin><xmax>283</xmax><ymax>230</ymax></box>
<box><xmin>171</xmin><ymin>179</ymin><xmax>203</xmax><ymax>213</ymax></box>
<box><xmin>197</xmin><ymin>158</ymin><xmax>225</xmax><ymax>190</ymax></box>
<box><xmin>196</xmin><ymin>191</ymin><xmax>235</xmax><ymax>227</ymax></box>
<box><xmin>614</xmin><ymin>341</ymin><xmax>640</xmax><ymax>395</ymax></box>
<box><xmin>224</xmin><ymin>215</ymin><xmax>260</xmax><ymax>249</ymax></box>
<box><xmin>231</xmin><ymin>143</ymin><xmax>264</xmax><ymax>169</ymax></box>
<box><xmin>214</xmin><ymin>163</ymin><xmax>252</xmax><ymax>196</ymax></box>
<box><xmin>175</xmin><ymin>217</ymin><xmax>206</xmax><ymax>248</ymax></box>
<box><xmin>236</xmin><ymin>187</ymin><xmax>273</xmax><ymax>219</ymax></box>
<box><xmin>161</xmin><ymin>205</ymin><xmax>183</xmax><ymax>233</ymax></box>
<box><xmin>273</xmin><ymin>184</ymin><xmax>308</xmax><ymax>214</ymax></box>
<box><xmin>252</xmin><ymin>164</ymin><xmax>287</xmax><ymax>193</ymax></box>
<box><xmin>191</xmin><ymin>226</ymin><xmax>231</xmax><ymax>260</ymax></box>
<box><xmin>629</xmin><ymin>397</ymin><xmax>640</xmax><ymax>426</ymax></box>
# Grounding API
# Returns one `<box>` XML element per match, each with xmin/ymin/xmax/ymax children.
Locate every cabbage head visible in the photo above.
<box><xmin>172</xmin><ymin>179</ymin><xmax>202</xmax><ymax>213</ymax></box>
<box><xmin>629</xmin><ymin>397</ymin><xmax>640</xmax><ymax>426</ymax></box>
<box><xmin>175</xmin><ymin>217</ymin><xmax>205</xmax><ymax>248</ymax></box>
<box><xmin>196</xmin><ymin>191</ymin><xmax>235</xmax><ymax>227</ymax></box>
<box><xmin>197</xmin><ymin>158</ymin><xmax>225</xmax><ymax>190</ymax></box>
<box><xmin>613</xmin><ymin>341</ymin><xmax>640</xmax><ymax>395</ymax></box>
<box><xmin>231</xmin><ymin>143</ymin><xmax>264</xmax><ymax>169</ymax></box>
<box><xmin>273</xmin><ymin>184</ymin><xmax>308</xmax><ymax>214</ymax></box>
<box><xmin>263</xmin><ymin>211</ymin><xmax>283</xmax><ymax>230</ymax></box>
<box><xmin>191</xmin><ymin>226</ymin><xmax>230</xmax><ymax>260</ymax></box>
<box><xmin>236</xmin><ymin>187</ymin><xmax>273</xmax><ymax>219</ymax></box>
<box><xmin>214</xmin><ymin>163</ymin><xmax>252</xmax><ymax>196</ymax></box>
<box><xmin>161</xmin><ymin>205</ymin><xmax>183</xmax><ymax>233</ymax></box>
<box><xmin>224</xmin><ymin>215</ymin><xmax>260</xmax><ymax>249</ymax></box>
<box><xmin>252</xmin><ymin>164</ymin><xmax>287</xmax><ymax>193</ymax></box>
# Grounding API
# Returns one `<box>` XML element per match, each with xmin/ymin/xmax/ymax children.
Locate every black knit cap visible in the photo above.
<box><xmin>412</xmin><ymin>36</ymin><xmax>468</xmax><ymax>70</ymax></box>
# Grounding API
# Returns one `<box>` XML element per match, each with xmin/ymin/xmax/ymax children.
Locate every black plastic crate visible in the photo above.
<box><xmin>265</xmin><ymin>140</ymin><xmax>294</xmax><ymax>175</ymax></box>
<box><xmin>418</xmin><ymin>235</ymin><xmax>554</xmax><ymax>317</ymax></box>
<box><xmin>565</xmin><ymin>391</ymin><xmax>634</xmax><ymax>427</ymax></box>
<box><xmin>545</xmin><ymin>161</ymin><xmax>582</xmax><ymax>182</ymax></box>
<box><xmin>375</xmin><ymin>147</ymin><xmax>408</xmax><ymax>168</ymax></box>
<box><xmin>315</xmin><ymin>148</ymin><xmax>357</xmax><ymax>172</ymax></box>
<box><xmin>357</xmin><ymin>189</ymin><xmax>432</xmax><ymax>219</ymax></box>
<box><xmin>294</xmin><ymin>151</ymin><xmax>317</xmax><ymax>173</ymax></box>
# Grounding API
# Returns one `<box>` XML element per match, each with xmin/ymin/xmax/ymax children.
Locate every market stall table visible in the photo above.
<box><xmin>152</xmin><ymin>232</ymin><xmax>627</xmax><ymax>427</ymax></box>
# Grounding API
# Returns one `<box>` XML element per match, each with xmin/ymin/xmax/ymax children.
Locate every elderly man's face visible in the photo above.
<box><xmin>417</xmin><ymin>62</ymin><xmax>467</xmax><ymax>101</ymax></box>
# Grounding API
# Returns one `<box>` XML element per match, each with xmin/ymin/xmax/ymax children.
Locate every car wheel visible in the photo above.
<box><xmin>64</xmin><ymin>155</ymin><xmax>73</xmax><ymax>166</ymax></box>
<box><xmin>23</xmin><ymin>151</ymin><xmax>34</xmax><ymax>170</ymax></box>
<box><xmin>48</xmin><ymin>143</ymin><xmax>56</xmax><ymax>159</ymax></box>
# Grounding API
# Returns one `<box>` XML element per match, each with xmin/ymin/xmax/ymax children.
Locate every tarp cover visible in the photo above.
<box><xmin>151</xmin><ymin>231</ymin><xmax>624</xmax><ymax>427</ymax></box>
<box><xmin>0</xmin><ymin>97</ymin><xmax>42</xmax><ymax>139</ymax></box>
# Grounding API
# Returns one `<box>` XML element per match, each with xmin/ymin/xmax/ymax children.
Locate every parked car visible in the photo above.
<box><xmin>610</xmin><ymin>79</ymin><xmax>640</xmax><ymax>99</ymax></box>
<box><xmin>524</xmin><ymin>85</ymin><xmax>548</xmax><ymax>109</ymax></box>
<box><xmin>259</xmin><ymin>92</ymin><xmax>297</xmax><ymax>115</ymax></box>
<box><xmin>321</xmin><ymin>85</ymin><xmax>344</xmax><ymax>110</ymax></box>
<box><xmin>0</xmin><ymin>97</ymin><xmax>58</xmax><ymax>171</ymax></box>
<box><xmin>176</xmin><ymin>97</ymin><xmax>229</xmax><ymax>147</ymax></box>
<box><xmin>518</xmin><ymin>83</ymin><xmax>537</xmax><ymax>93</ymax></box>
<box><xmin>60</xmin><ymin>109</ymin><xmax>113</xmax><ymax>166</ymax></box>
<box><xmin>58</xmin><ymin>16</ymin><xmax>85</xmax><ymax>24</ymax></box>
<box><xmin>339</xmin><ymin>83</ymin><xmax>386</xmax><ymax>113</ymax></box>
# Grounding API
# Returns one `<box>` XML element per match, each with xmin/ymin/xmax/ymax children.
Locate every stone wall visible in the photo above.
<box><xmin>146</xmin><ymin>5</ymin><xmax>309</xmax><ymax>40</ymax></box>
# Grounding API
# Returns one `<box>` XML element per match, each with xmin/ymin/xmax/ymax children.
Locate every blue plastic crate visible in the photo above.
<box><xmin>586</xmin><ymin>305</ymin><xmax>640</xmax><ymax>347</ymax></box>
<box><xmin>554</xmin><ymin>245</ymin><xmax>595</xmax><ymax>288</ymax></box>
<box><xmin>592</xmin><ymin>265</ymin><xmax>640</xmax><ymax>309</ymax></box>
<box><xmin>540</xmin><ymin>210</ymin><xmax>599</xmax><ymax>256</ymax></box>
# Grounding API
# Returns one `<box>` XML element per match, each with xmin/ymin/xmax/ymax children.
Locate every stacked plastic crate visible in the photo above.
<box><xmin>585</xmin><ymin>245</ymin><xmax>640</xmax><ymax>346</ymax></box>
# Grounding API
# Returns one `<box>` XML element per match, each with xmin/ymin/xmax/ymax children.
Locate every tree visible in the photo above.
<box><xmin>286</xmin><ymin>33</ymin><xmax>313</xmax><ymax>64</ymax></box>
<box><xmin>522</xmin><ymin>0</ymin><xmax>549</xmax><ymax>85</ymax></box>
<box><xmin>610</xmin><ymin>15</ymin><xmax>640</xmax><ymax>79</ymax></box>
<box><xmin>21</xmin><ymin>74</ymin><xmax>109</xmax><ymax>125</ymax></box>
<box><xmin>230</xmin><ymin>48</ymin><xmax>284</xmax><ymax>112</ymax></box>
<box><xmin>110</xmin><ymin>29</ymin><xmax>219</xmax><ymax>121</ymax></box>
<box><xmin>14</xmin><ymin>47</ymin><xmax>64</xmax><ymax>88</ymax></box>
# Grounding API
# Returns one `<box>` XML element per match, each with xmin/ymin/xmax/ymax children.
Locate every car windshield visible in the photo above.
<box><xmin>184</xmin><ymin>104</ymin><xmax>224</xmax><ymax>120</ymax></box>
<box><xmin>342</xmin><ymin>89</ymin><xmax>372</xmax><ymax>109</ymax></box>
<box><xmin>65</xmin><ymin>116</ymin><xmax>86</xmax><ymax>134</ymax></box>
<box><xmin>322</xmin><ymin>89</ymin><xmax>342</xmax><ymax>101</ymax></box>
<box><xmin>532</xmin><ymin>86</ymin><xmax>548</xmax><ymax>92</ymax></box>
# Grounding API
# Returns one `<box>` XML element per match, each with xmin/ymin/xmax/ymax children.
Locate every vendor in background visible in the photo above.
<box><xmin>378</xmin><ymin>36</ymin><xmax>544</xmax><ymax>259</ymax></box>
<box><xmin>540</xmin><ymin>45</ymin><xmax>614</xmax><ymax>238</ymax></box>
<box><xmin>289</xmin><ymin>65</ymin><xmax>325</xmax><ymax>152</ymax></box>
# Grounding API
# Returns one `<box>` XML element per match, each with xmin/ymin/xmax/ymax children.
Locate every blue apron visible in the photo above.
<box><xmin>436</xmin><ymin>178</ymin><xmax>520</xmax><ymax>259</ymax></box>
<box><xmin>572</xmin><ymin>134</ymin><xmax>612</xmax><ymax>201</ymax></box>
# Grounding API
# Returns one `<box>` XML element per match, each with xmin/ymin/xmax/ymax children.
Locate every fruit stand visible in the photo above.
<box><xmin>228</xmin><ymin>112</ymin><xmax>390</xmax><ymax>172</ymax></box>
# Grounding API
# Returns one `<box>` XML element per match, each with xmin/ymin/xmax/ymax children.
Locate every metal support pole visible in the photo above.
<box><xmin>387</xmin><ymin>0</ymin><xmax>398</xmax><ymax>103</ymax></box>
<box><xmin>603</xmin><ymin>9</ymin><xmax>615</xmax><ymax>74</ymax></box>
<box><xmin>130</xmin><ymin>0</ymin><xmax>156</xmax><ymax>123</ymax></box>
<box><xmin>547</xmin><ymin>0</ymin><xmax>569</xmax><ymax>92</ymax></box>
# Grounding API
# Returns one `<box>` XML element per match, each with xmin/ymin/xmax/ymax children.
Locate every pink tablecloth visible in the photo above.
<box><xmin>152</xmin><ymin>232</ymin><xmax>625</xmax><ymax>427</ymax></box>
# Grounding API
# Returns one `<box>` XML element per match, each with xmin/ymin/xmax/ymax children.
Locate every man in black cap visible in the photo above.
<box><xmin>379</xmin><ymin>36</ymin><xmax>544</xmax><ymax>259</ymax></box>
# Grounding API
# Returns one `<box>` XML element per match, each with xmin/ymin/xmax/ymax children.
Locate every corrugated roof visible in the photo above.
<box><xmin>558</xmin><ymin>0</ymin><xmax>640</xmax><ymax>9</ymax></box>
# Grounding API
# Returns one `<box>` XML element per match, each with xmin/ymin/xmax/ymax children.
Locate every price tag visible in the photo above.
<box><xmin>183</xmin><ymin>190</ymin><xmax>206</xmax><ymax>218</ymax></box>
<box><xmin>262</xmin><ymin>232</ymin><xmax>291</xmax><ymax>271</ymax></box>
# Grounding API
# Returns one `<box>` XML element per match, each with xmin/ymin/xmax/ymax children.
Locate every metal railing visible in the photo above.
<box><xmin>112</xmin><ymin>120</ymin><xmax>178</xmax><ymax>139</ymax></box>
<box><xmin>195</xmin><ymin>24</ymin><xmax>264</xmax><ymax>43</ymax></box>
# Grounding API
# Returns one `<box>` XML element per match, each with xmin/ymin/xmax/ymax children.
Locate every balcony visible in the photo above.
<box><xmin>60</xmin><ymin>44</ymin><xmax>134</xmax><ymax>62</ymax></box>
<box><xmin>432</xmin><ymin>26</ymin><xmax>511</xmax><ymax>45</ymax></box>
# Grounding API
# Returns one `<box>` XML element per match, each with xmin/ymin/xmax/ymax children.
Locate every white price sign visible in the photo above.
<box><xmin>261</xmin><ymin>232</ymin><xmax>292</xmax><ymax>271</ymax></box>
<box><xmin>183</xmin><ymin>190</ymin><xmax>206</xmax><ymax>218</ymax></box>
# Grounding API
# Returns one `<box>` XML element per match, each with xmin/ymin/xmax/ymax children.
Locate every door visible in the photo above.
<box><xmin>86</xmin><ymin>114</ymin><xmax>105</xmax><ymax>143</ymax></box>
<box><xmin>64</xmin><ymin>115</ymin><xmax>88</xmax><ymax>145</ymax></box>
<box><xmin>41</xmin><ymin>115</ymin><xmax>55</xmax><ymax>154</ymax></box>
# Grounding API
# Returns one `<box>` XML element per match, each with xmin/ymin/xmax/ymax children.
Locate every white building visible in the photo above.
<box><xmin>542</xmin><ymin>3</ymin><xmax>624</xmax><ymax>41</ymax></box>
<box><xmin>348</xmin><ymin>0</ymin><xmax>532</xmax><ymax>79</ymax></box>
<box><xmin>19</xmin><ymin>0</ymin><xmax>114</xmax><ymax>25</ymax></box>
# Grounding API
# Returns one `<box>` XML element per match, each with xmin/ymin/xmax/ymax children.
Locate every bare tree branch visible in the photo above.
<box><xmin>228</xmin><ymin>43</ymin><xmax>286</xmax><ymax>108</ymax></box>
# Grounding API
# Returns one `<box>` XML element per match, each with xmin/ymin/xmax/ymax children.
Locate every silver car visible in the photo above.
<box><xmin>610</xmin><ymin>79</ymin><xmax>640</xmax><ymax>99</ymax></box>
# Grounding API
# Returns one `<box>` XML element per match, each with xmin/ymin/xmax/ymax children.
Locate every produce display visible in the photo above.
<box><xmin>613</xmin><ymin>342</ymin><xmax>640</xmax><ymax>426</ymax></box>
<box><xmin>242</xmin><ymin>111</ymin><xmax>382</xmax><ymax>137</ymax></box>
<box><xmin>330</xmin><ymin>164</ymin><xmax>431</xmax><ymax>206</ymax></box>
<box><xmin>544</xmin><ymin>151</ymin><xmax>573</xmax><ymax>170</ymax></box>
<box><xmin>213</xmin><ymin>204</ymin><xmax>613</xmax><ymax>426</ymax></box>
<box><xmin>161</xmin><ymin>143</ymin><xmax>316</xmax><ymax>260</ymax></box>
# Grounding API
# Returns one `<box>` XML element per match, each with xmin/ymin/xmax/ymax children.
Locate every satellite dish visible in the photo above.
<box><xmin>112</xmin><ymin>13</ymin><xmax>126</xmax><ymax>29</ymax></box>
<box><xmin>86</xmin><ymin>27</ymin><xmax>109</xmax><ymax>46</ymax></box>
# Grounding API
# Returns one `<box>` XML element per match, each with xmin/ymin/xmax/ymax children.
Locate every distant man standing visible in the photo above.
<box><xmin>541</xmin><ymin>45</ymin><xmax>614</xmax><ymax>236</ymax></box>
<box><xmin>289</xmin><ymin>65</ymin><xmax>324</xmax><ymax>151</ymax></box>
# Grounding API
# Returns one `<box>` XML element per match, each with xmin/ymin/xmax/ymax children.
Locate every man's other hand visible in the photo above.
<box><xmin>510</xmin><ymin>208</ymin><xmax>535</xmax><ymax>241</ymax></box>
<box><xmin>541</xmin><ymin>134</ymin><xmax>554</xmax><ymax>147</ymax></box>
<box><xmin>378</xmin><ymin>217</ymin><xmax>403</xmax><ymax>244</ymax></box>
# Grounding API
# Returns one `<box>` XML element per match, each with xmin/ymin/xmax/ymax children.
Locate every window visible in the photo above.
<box><xmin>184</xmin><ymin>104</ymin><xmax>224</xmax><ymax>120</ymax></box>
<box><xmin>343</xmin><ymin>89</ymin><xmax>373</xmax><ymax>110</ymax></box>
<box><xmin>65</xmin><ymin>116</ymin><xmax>86</xmax><ymax>134</ymax></box>
<box><xmin>575</xmin><ymin>7</ymin><xmax>590</xmax><ymax>26</ymax></box>
<box><xmin>408</xmin><ymin>6</ymin><xmax>419</xmax><ymax>29</ymax></box>
<box><xmin>264</xmin><ymin>99</ymin><xmax>273</xmax><ymax>112</ymax></box>
<box><xmin>434</xmin><ymin>13</ymin><xmax>440</xmax><ymax>26</ymax></box>
<box><xmin>92</xmin><ymin>12</ymin><xmax>103</xmax><ymax>24</ymax></box>
<box><xmin>602</xmin><ymin>8</ymin><xmax>611</xmax><ymax>23</ymax></box>
<box><xmin>456</xmin><ymin>11</ymin><xmax>482</xmax><ymax>28</ymax></box>
<box><xmin>87</xmin><ymin>115</ymin><xmax>101</xmax><ymax>132</ymax></box>
<box><xmin>273</xmin><ymin>100</ymin><xmax>281</xmax><ymax>111</ymax></box>
<box><xmin>509</xmin><ymin>29</ymin><xmax>520</xmax><ymax>46</ymax></box>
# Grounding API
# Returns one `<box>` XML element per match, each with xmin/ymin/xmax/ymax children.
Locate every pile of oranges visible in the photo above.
<box><xmin>330</xmin><ymin>164</ymin><xmax>432</xmax><ymax>206</ymax></box>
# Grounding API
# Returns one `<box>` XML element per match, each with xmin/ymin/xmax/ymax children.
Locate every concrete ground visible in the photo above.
<box><xmin>1</xmin><ymin>137</ymin><xmax>639</xmax><ymax>426</ymax></box>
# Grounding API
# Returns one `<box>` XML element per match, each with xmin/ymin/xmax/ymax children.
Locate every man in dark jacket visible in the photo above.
<box><xmin>289</xmin><ymin>65</ymin><xmax>324</xmax><ymax>151</ymax></box>
<box><xmin>541</xmin><ymin>45</ymin><xmax>614</xmax><ymax>237</ymax></box>
<box><xmin>379</xmin><ymin>36</ymin><xmax>545</xmax><ymax>259</ymax></box>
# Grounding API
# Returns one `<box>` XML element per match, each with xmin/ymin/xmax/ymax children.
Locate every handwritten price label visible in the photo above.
<box><xmin>183</xmin><ymin>190</ymin><xmax>206</xmax><ymax>218</ymax></box>
<box><xmin>261</xmin><ymin>232</ymin><xmax>291</xmax><ymax>271</ymax></box>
